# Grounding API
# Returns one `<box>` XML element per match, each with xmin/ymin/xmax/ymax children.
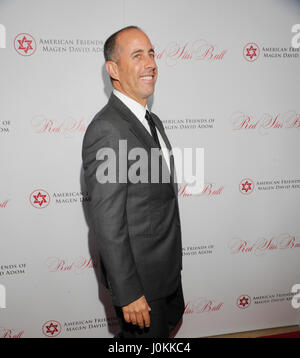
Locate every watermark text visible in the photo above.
<box><xmin>291</xmin><ymin>24</ymin><xmax>300</xmax><ymax>48</ymax></box>
<box><xmin>95</xmin><ymin>141</ymin><xmax>204</xmax><ymax>194</ymax></box>
<box><xmin>291</xmin><ymin>284</ymin><xmax>300</xmax><ymax>309</ymax></box>
<box><xmin>0</xmin><ymin>24</ymin><xmax>6</xmax><ymax>48</ymax></box>
<box><xmin>0</xmin><ymin>284</ymin><xmax>6</xmax><ymax>308</ymax></box>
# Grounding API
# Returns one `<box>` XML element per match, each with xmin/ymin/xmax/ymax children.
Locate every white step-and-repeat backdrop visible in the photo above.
<box><xmin>1</xmin><ymin>0</ymin><xmax>300</xmax><ymax>338</ymax></box>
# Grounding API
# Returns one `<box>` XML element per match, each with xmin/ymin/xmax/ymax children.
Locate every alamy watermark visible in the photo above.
<box><xmin>0</xmin><ymin>284</ymin><xmax>6</xmax><ymax>308</ymax></box>
<box><xmin>291</xmin><ymin>284</ymin><xmax>300</xmax><ymax>309</ymax></box>
<box><xmin>291</xmin><ymin>24</ymin><xmax>300</xmax><ymax>48</ymax></box>
<box><xmin>0</xmin><ymin>24</ymin><xmax>6</xmax><ymax>48</ymax></box>
<box><xmin>95</xmin><ymin>141</ymin><xmax>204</xmax><ymax>194</ymax></box>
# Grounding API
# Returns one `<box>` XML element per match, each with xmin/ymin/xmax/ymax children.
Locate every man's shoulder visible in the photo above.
<box><xmin>92</xmin><ymin>99</ymin><xmax>120</xmax><ymax>126</ymax></box>
<box><xmin>87</xmin><ymin>99</ymin><xmax>121</xmax><ymax>130</ymax></box>
<box><xmin>82</xmin><ymin>100</ymin><xmax>125</xmax><ymax>147</ymax></box>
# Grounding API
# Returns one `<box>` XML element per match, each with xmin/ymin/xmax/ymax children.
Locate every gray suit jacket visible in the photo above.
<box><xmin>82</xmin><ymin>93</ymin><xmax>182</xmax><ymax>307</ymax></box>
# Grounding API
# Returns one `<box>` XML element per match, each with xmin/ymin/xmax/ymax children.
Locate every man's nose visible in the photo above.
<box><xmin>145</xmin><ymin>55</ymin><xmax>157</xmax><ymax>70</ymax></box>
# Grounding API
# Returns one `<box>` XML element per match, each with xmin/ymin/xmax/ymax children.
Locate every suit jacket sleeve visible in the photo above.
<box><xmin>82</xmin><ymin>118</ymin><xmax>144</xmax><ymax>307</ymax></box>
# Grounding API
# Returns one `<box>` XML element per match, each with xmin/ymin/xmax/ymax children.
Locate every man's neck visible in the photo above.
<box><xmin>113</xmin><ymin>89</ymin><xmax>150</xmax><ymax>128</ymax></box>
<box><xmin>113</xmin><ymin>85</ymin><xmax>147</xmax><ymax>107</ymax></box>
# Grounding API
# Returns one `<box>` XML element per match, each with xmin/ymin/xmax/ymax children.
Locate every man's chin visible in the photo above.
<box><xmin>141</xmin><ymin>87</ymin><xmax>155</xmax><ymax>99</ymax></box>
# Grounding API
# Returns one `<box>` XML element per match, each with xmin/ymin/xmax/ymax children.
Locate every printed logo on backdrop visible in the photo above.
<box><xmin>29</xmin><ymin>189</ymin><xmax>90</xmax><ymax>208</ymax></box>
<box><xmin>31</xmin><ymin>115</ymin><xmax>88</xmax><ymax>138</ymax></box>
<box><xmin>236</xmin><ymin>292</ymin><xmax>295</xmax><ymax>309</ymax></box>
<box><xmin>243</xmin><ymin>43</ymin><xmax>260</xmax><ymax>62</ymax></box>
<box><xmin>184</xmin><ymin>297</ymin><xmax>224</xmax><ymax>314</ymax></box>
<box><xmin>40</xmin><ymin>38</ymin><xmax>103</xmax><ymax>54</ymax></box>
<box><xmin>243</xmin><ymin>41</ymin><xmax>299</xmax><ymax>61</ymax></box>
<box><xmin>239</xmin><ymin>178</ymin><xmax>255</xmax><ymax>195</ymax></box>
<box><xmin>45</xmin><ymin>256</ymin><xmax>97</xmax><ymax>275</ymax></box>
<box><xmin>64</xmin><ymin>316</ymin><xmax>119</xmax><ymax>334</ymax></box>
<box><xmin>238</xmin><ymin>178</ymin><xmax>300</xmax><ymax>195</ymax></box>
<box><xmin>236</xmin><ymin>295</ymin><xmax>251</xmax><ymax>309</ymax></box>
<box><xmin>182</xmin><ymin>244</ymin><xmax>215</xmax><ymax>257</ymax></box>
<box><xmin>230</xmin><ymin>110</ymin><xmax>300</xmax><ymax>134</ymax></box>
<box><xmin>14</xmin><ymin>33</ymin><xmax>36</xmax><ymax>56</ymax></box>
<box><xmin>42</xmin><ymin>320</ymin><xmax>62</xmax><ymax>338</ymax></box>
<box><xmin>13</xmin><ymin>32</ymin><xmax>103</xmax><ymax>55</ymax></box>
<box><xmin>162</xmin><ymin>118</ymin><xmax>215</xmax><ymax>131</ymax></box>
<box><xmin>0</xmin><ymin>199</ymin><xmax>9</xmax><ymax>208</ymax></box>
<box><xmin>0</xmin><ymin>327</ymin><xmax>24</xmax><ymax>338</ymax></box>
<box><xmin>178</xmin><ymin>183</ymin><xmax>224</xmax><ymax>198</ymax></box>
<box><xmin>30</xmin><ymin>189</ymin><xmax>51</xmax><ymax>209</ymax></box>
<box><xmin>228</xmin><ymin>233</ymin><xmax>300</xmax><ymax>256</ymax></box>
<box><xmin>0</xmin><ymin>263</ymin><xmax>27</xmax><ymax>278</ymax></box>
<box><xmin>0</xmin><ymin>120</ymin><xmax>11</xmax><ymax>134</ymax></box>
<box><xmin>42</xmin><ymin>316</ymin><xmax>119</xmax><ymax>336</ymax></box>
<box><xmin>153</xmin><ymin>39</ymin><xmax>228</xmax><ymax>66</ymax></box>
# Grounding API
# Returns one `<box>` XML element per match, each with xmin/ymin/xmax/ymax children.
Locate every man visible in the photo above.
<box><xmin>82</xmin><ymin>26</ymin><xmax>184</xmax><ymax>338</ymax></box>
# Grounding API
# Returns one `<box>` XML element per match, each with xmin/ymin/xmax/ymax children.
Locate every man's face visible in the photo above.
<box><xmin>108</xmin><ymin>29</ymin><xmax>158</xmax><ymax>106</ymax></box>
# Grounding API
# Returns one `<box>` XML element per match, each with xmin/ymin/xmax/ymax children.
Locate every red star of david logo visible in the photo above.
<box><xmin>243</xmin><ymin>42</ymin><xmax>260</xmax><ymax>62</ymax></box>
<box><xmin>45</xmin><ymin>322</ymin><xmax>58</xmax><ymax>336</ymax></box>
<box><xmin>42</xmin><ymin>320</ymin><xmax>62</xmax><ymax>337</ymax></box>
<box><xmin>239</xmin><ymin>296</ymin><xmax>249</xmax><ymax>307</ymax></box>
<box><xmin>30</xmin><ymin>189</ymin><xmax>50</xmax><ymax>209</ymax></box>
<box><xmin>33</xmin><ymin>192</ymin><xmax>47</xmax><ymax>207</ymax></box>
<box><xmin>246</xmin><ymin>45</ymin><xmax>257</xmax><ymax>60</ymax></box>
<box><xmin>14</xmin><ymin>33</ymin><xmax>36</xmax><ymax>56</ymax></box>
<box><xmin>17</xmin><ymin>36</ymin><xmax>33</xmax><ymax>54</ymax></box>
<box><xmin>239</xmin><ymin>178</ymin><xmax>255</xmax><ymax>195</ymax></box>
<box><xmin>236</xmin><ymin>295</ymin><xmax>251</xmax><ymax>309</ymax></box>
<box><xmin>241</xmin><ymin>180</ymin><xmax>252</xmax><ymax>193</ymax></box>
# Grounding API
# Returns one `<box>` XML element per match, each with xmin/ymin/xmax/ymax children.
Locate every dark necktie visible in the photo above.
<box><xmin>145</xmin><ymin>110</ymin><xmax>161</xmax><ymax>149</ymax></box>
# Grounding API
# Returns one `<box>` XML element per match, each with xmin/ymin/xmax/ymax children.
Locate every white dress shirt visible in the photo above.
<box><xmin>113</xmin><ymin>89</ymin><xmax>171</xmax><ymax>172</ymax></box>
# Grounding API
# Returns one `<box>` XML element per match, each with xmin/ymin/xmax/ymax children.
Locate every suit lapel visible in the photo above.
<box><xmin>109</xmin><ymin>93</ymin><xmax>158</xmax><ymax>150</ymax></box>
<box><xmin>109</xmin><ymin>93</ymin><xmax>177</xmax><ymax>195</ymax></box>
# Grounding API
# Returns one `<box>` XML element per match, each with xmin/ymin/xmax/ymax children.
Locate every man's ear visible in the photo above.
<box><xmin>105</xmin><ymin>61</ymin><xmax>119</xmax><ymax>81</ymax></box>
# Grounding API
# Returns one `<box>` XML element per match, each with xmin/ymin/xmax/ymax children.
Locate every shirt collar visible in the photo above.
<box><xmin>113</xmin><ymin>89</ymin><xmax>148</xmax><ymax>122</ymax></box>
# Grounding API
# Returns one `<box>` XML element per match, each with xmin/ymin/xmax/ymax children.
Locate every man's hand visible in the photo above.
<box><xmin>121</xmin><ymin>295</ymin><xmax>151</xmax><ymax>329</ymax></box>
